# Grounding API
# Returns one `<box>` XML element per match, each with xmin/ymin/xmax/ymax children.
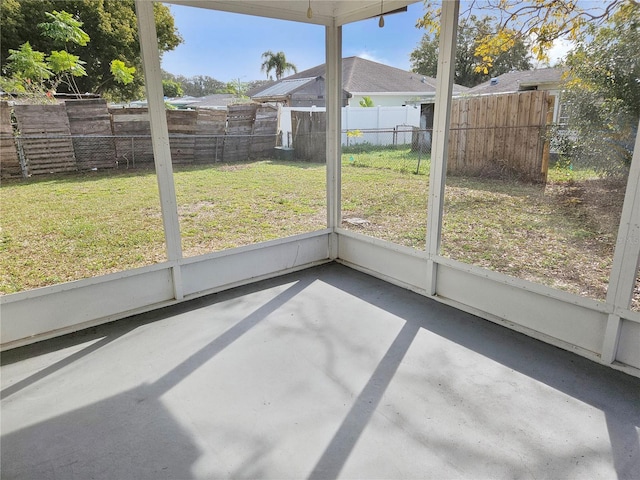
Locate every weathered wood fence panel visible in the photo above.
<box><xmin>0</xmin><ymin>101</ymin><xmax>21</xmax><ymax>178</ymax></box>
<box><xmin>167</xmin><ymin>110</ymin><xmax>197</xmax><ymax>165</ymax></box>
<box><xmin>13</xmin><ymin>104</ymin><xmax>76</xmax><ymax>175</ymax></box>
<box><xmin>447</xmin><ymin>91</ymin><xmax>550</xmax><ymax>182</ymax></box>
<box><xmin>224</xmin><ymin>104</ymin><xmax>257</xmax><ymax>162</ymax></box>
<box><xmin>109</xmin><ymin>108</ymin><xmax>153</xmax><ymax>166</ymax></box>
<box><xmin>195</xmin><ymin>109</ymin><xmax>226</xmax><ymax>163</ymax></box>
<box><xmin>251</xmin><ymin>105</ymin><xmax>278</xmax><ymax>159</ymax></box>
<box><xmin>66</xmin><ymin>99</ymin><xmax>117</xmax><ymax>170</ymax></box>
<box><xmin>292</xmin><ymin>111</ymin><xmax>326</xmax><ymax>162</ymax></box>
<box><xmin>4</xmin><ymin>102</ymin><xmax>284</xmax><ymax>175</ymax></box>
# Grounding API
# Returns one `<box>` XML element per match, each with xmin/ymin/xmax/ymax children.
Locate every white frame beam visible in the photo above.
<box><xmin>425</xmin><ymin>0</ymin><xmax>459</xmax><ymax>295</ymax></box>
<box><xmin>326</xmin><ymin>22</ymin><xmax>342</xmax><ymax>259</ymax></box>
<box><xmin>135</xmin><ymin>1</ymin><xmax>183</xmax><ymax>263</ymax></box>
<box><xmin>136</xmin><ymin>0</ymin><xmax>184</xmax><ymax>299</ymax></box>
<box><xmin>601</xmin><ymin>120</ymin><xmax>640</xmax><ymax>363</ymax></box>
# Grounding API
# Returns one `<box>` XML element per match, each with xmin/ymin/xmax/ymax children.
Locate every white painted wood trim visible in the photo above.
<box><xmin>0</xmin><ymin>261</ymin><xmax>176</xmax><ymax>303</ymax></box>
<box><xmin>616</xmin><ymin>318</ymin><xmax>640</xmax><ymax>369</ymax></box>
<box><xmin>336</xmin><ymin>228</ymin><xmax>427</xmax><ymax>259</ymax></box>
<box><xmin>430</xmin><ymin>290</ymin><xmax>640</xmax><ymax>378</ymax></box>
<box><xmin>601</xmin><ymin>314</ymin><xmax>622</xmax><ymax>364</ymax></box>
<box><xmin>135</xmin><ymin>0</ymin><xmax>183</xmax><ymax>263</ymax></box>
<box><xmin>425</xmin><ymin>0</ymin><xmax>459</xmax><ymax>294</ymax></box>
<box><xmin>180</xmin><ymin>234</ymin><xmax>330</xmax><ymax>296</ymax></box>
<box><xmin>615</xmin><ymin>307</ymin><xmax>640</xmax><ymax>323</ymax></box>
<box><xmin>0</xmin><ymin>231</ymin><xmax>331</xmax><ymax>306</ymax></box>
<box><xmin>607</xmin><ymin>119</ymin><xmax>640</xmax><ymax>308</ymax></box>
<box><xmin>1</xmin><ymin>268</ymin><xmax>175</xmax><ymax>348</ymax></box>
<box><xmin>334</xmin><ymin>232</ymin><xmax>640</xmax><ymax>376</ymax></box>
<box><xmin>1</xmin><ymin>233</ymin><xmax>331</xmax><ymax>350</ymax></box>
<box><xmin>335</xmin><ymin>230</ymin><xmax>614</xmax><ymax>313</ymax></box>
<box><xmin>433</xmin><ymin>255</ymin><xmax>611</xmax><ymax>313</ymax></box>
<box><xmin>179</xmin><ymin>230</ymin><xmax>332</xmax><ymax>265</ymax></box>
<box><xmin>602</xmin><ymin>119</ymin><xmax>640</xmax><ymax>361</ymax></box>
<box><xmin>325</xmin><ymin>22</ymin><xmax>342</xmax><ymax>259</ymax></box>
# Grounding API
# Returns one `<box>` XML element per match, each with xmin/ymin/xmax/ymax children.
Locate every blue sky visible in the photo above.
<box><xmin>161</xmin><ymin>2</ymin><xmax>427</xmax><ymax>82</ymax></box>
<box><xmin>160</xmin><ymin>1</ymin><xmax>579</xmax><ymax>83</ymax></box>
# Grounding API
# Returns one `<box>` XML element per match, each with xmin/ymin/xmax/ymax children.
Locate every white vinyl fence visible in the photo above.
<box><xmin>279</xmin><ymin>105</ymin><xmax>421</xmax><ymax>147</ymax></box>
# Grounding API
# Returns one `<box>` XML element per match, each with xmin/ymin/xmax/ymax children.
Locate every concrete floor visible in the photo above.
<box><xmin>1</xmin><ymin>263</ymin><xmax>639</xmax><ymax>480</ymax></box>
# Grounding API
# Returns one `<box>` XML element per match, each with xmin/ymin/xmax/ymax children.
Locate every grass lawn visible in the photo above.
<box><xmin>1</xmin><ymin>152</ymin><xmax>637</xmax><ymax>310</ymax></box>
<box><xmin>0</xmin><ymin>161</ymin><xmax>327</xmax><ymax>294</ymax></box>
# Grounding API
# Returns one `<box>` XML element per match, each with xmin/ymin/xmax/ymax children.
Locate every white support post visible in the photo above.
<box><xmin>601</xmin><ymin>120</ymin><xmax>640</xmax><ymax>363</ymax></box>
<box><xmin>135</xmin><ymin>0</ymin><xmax>183</xmax><ymax>299</ymax></box>
<box><xmin>325</xmin><ymin>22</ymin><xmax>342</xmax><ymax>259</ymax></box>
<box><xmin>425</xmin><ymin>0</ymin><xmax>459</xmax><ymax>295</ymax></box>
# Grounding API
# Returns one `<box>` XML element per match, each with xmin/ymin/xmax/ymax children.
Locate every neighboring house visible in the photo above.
<box><xmin>465</xmin><ymin>67</ymin><xmax>567</xmax><ymax>124</ymax></box>
<box><xmin>121</xmin><ymin>94</ymin><xmax>239</xmax><ymax>110</ymax></box>
<box><xmin>166</xmin><ymin>94</ymin><xmax>238</xmax><ymax>110</ymax></box>
<box><xmin>251</xmin><ymin>76</ymin><xmax>352</xmax><ymax>107</ymax></box>
<box><xmin>251</xmin><ymin>56</ymin><xmax>469</xmax><ymax>133</ymax></box>
<box><xmin>251</xmin><ymin>56</ymin><xmax>468</xmax><ymax>108</ymax></box>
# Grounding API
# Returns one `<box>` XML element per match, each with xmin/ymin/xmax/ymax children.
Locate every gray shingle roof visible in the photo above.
<box><xmin>251</xmin><ymin>77</ymin><xmax>316</xmax><ymax>99</ymax></box>
<box><xmin>252</xmin><ymin>56</ymin><xmax>468</xmax><ymax>97</ymax></box>
<box><xmin>465</xmin><ymin>67</ymin><xmax>566</xmax><ymax>95</ymax></box>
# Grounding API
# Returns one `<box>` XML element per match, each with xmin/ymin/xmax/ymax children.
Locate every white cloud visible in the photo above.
<box><xmin>351</xmin><ymin>50</ymin><xmax>411</xmax><ymax>71</ymax></box>
<box><xmin>533</xmin><ymin>38</ymin><xmax>575</xmax><ymax>67</ymax></box>
<box><xmin>547</xmin><ymin>38</ymin><xmax>575</xmax><ymax>65</ymax></box>
<box><xmin>354</xmin><ymin>50</ymin><xmax>388</xmax><ymax>65</ymax></box>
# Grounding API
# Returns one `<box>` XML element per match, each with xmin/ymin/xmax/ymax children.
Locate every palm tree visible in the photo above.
<box><xmin>260</xmin><ymin>51</ymin><xmax>298</xmax><ymax>80</ymax></box>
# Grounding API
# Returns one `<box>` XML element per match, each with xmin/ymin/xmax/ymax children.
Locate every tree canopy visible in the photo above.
<box><xmin>260</xmin><ymin>51</ymin><xmax>298</xmax><ymax>80</ymax></box>
<box><xmin>410</xmin><ymin>15</ymin><xmax>532</xmax><ymax>87</ymax></box>
<box><xmin>416</xmin><ymin>0</ymin><xmax>639</xmax><ymax>73</ymax></box>
<box><xmin>0</xmin><ymin>0</ymin><xmax>182</xmax><ymax>101</ymax></box>
<box><xmin>564</xmin><ymin>6</ymin><xmax>640</xmax><ymax>121</ymax></box>
<box><xmin>161</xmin><ymin>71</ymin><xmax>226</xmax><ymax>97</ymax></box>
<box><xmin>359</xmin><ymin>96</ymin><xmax>375</xmax><ymax>107</ymax></box>
<box><xmin>162</xmin><ymin>79</ymin><xmax>184</xmax><ymax>98</ymax></box>
<box><xmin>555</xmin><ymin>5</ymin><xmax>639</xmax><ymax>175</ymax></box>
<box><xmin>4</xmin><ymin>11</ymin><xmax>97</xmax><ymax>99</ymax></box>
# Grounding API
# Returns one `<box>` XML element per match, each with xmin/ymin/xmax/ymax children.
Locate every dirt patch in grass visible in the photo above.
<box><xmin>342</xmin><ymin>161</ymin><xmax>632</xmax><ymax>303</ymax></box>
<box><xmin>564</xmin><ymin>178</ymin><xmax>639</xmax><ymax>310</ymax></box>
<box><xmin>550</xmin><ymin>178</ymin><xmax>626</xmax><ymax>242</ymax></box>
<box><xmin>442</xmin><ymin>176</ymin><xmax>628</xmax><ymax>300</ymax></box>
<box><xmin>217</xmin><ymin>163</ymin><xmax>253</xmax><ymax>172</ymax></box>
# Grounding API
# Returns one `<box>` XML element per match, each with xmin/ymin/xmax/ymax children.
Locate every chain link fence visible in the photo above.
<box><xmin>6</xmin><ymin>124</ymin><xmax>553</xmax><ymax>181</ymax></box>
<box><xmin>341</xmin><ymin>128</ymin><xmax>431</xmax><ymax>175</ymax></box>
<box><xmin>6</xmin><ymin>133</ymin><xmax>281</xmax><ymax>177</ymax></box>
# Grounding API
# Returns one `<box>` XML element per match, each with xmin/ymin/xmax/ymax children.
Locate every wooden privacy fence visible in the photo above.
<box><xmin>66</xmin><ymin>99</ymin><xmax>117</xmax><ymax>170</ymax></box>
<box><xmin>291</xmin><ymin>110</ymin><xmax>326</xmax><ymax>162</ymax></box>
<box><xmin>224</xmin><ymin>104</ymin><xmax>257</xmax><ymax>162</ymax></box>
<box><xmin>195</xmin><ymin>109</ymin><xmax>226</xmax><ymax>162</ymax></box>
<box><xmin>0</xmin><ymin>101</ymin><xmax>21</xmax><ymax>178</ymax></box>
<box><xmin>447</xmin><ymin>90</ymin><xmax>552</xmax><ymax>182</ymax></box>
<box><xmin>13</xmin><ymin>103</ymin><xmax>76</xmax><ymax>175</ymax></box>
<box><xmin>110</xmin><ymin>107</ymin><xmax>154</xmax><ymax>166</ymax></box>
<box><xmin>252</xmin><ymin>105</ymin><xmax>280</xmax><ymax>158</ymax></box>
<box><xmin>291</xmin><ymin>91</ymin><xmax>552</xmax><ymax>182</ymax></box>
<box><xmin>1</xmin><ymin>100</ymin><xmax>278</xmax><ymax>178</ymax></box>
<box><xmin>110</xmin><ymin>105</ymin><xmax>277</xmax><ymax>167</ymax></box>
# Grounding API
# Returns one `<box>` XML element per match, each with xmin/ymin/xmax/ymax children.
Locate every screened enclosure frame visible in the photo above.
<box><xmin>1</xmin><ymin>0</ymin><xmax>639</xmax><ymax>377</ymax></box>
